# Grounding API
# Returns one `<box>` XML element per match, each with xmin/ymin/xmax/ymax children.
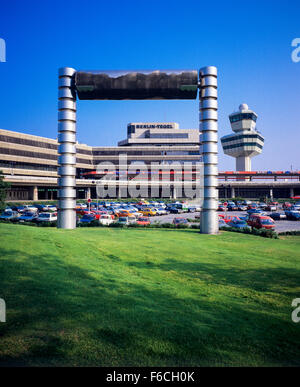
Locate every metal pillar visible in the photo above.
<box><xmin>57</xmin><ymin>67</ymin><xmax>77</xmax><ymax>229</ymax></box>
<box><xmin>199</xmin><ymin>66</ymin><xmax>218</xmax><ymax>234</ymax></box>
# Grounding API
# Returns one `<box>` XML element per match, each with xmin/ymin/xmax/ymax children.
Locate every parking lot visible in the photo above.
<box><xmin>2</xmin><ymin>202</ymin><xmax>300</xmax><ymax>233</ymax></box>
<box><xmin>149</xmin><ymin>210</ymin><xmax>300</xmax><ymax>233</ymax></box>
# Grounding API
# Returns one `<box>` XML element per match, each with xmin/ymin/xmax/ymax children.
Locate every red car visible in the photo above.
<box><xmin>247</xmin><ymin>215</ymin><xmax>275</xmax><ymax>230</ymax></box>
<box><xmin>91</xmin><ymin>210</ymin><xmax>107</xmax><ymax>219</ymax></box>
<box><xmin>218</xmin><ymin>214</ymin><xmax>240</xmax><ymax>224</ymax></box>
<box><xmin>283</xmin><ymin>202</ymin><xmax>292</xmax><ymax>209</ymax></box>
<box><xmin>137</xmin><ymin>217</ymin><xmax>151</xmax><ymax>226</ymax></box>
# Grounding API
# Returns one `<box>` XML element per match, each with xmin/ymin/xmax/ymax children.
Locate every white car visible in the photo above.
<box><xmin>155</xmin><ymin>208</ymin><xmax>167</xmax><ymax>215</ymax></box>
<box><xmin>99</xmin><ymin>214</ymin><xmax>114</xmax><ymax>226</ymax></box>
<box><xmin>37</xmin><ymin>212</ymin><xmax>57</xmax><ymax>222</ymax></box>
<box><xmin>27</xmin><ymin>205</ymin><xmax>38</xmax><ymax>213</ymax></box>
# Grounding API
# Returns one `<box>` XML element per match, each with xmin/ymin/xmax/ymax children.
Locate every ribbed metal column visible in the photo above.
<box><xmin>199</xmin><ymin>66</ymin><xmax>219</xmax><ymax>234</ymax></box>
<box><xmin>57</xmin><ymin>67</ymin><xmax>77</xmax><ymax>229</ymax></box>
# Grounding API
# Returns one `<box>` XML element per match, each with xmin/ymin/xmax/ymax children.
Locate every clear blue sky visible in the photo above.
<box><xmin>0</xmin><ymin>0</ymin><xmax>299</xmax><ymax>171</ymax></box>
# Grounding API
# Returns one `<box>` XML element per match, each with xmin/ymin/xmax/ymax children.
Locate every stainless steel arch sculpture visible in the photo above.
<box><xmin>57</xmin><ymin>67</ymin><xmax>219</xmax><ymax>234</ymax></box>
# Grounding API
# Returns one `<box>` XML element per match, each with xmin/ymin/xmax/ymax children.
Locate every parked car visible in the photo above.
<box><xmin>140</xmin><ymin>208</ymin><xmax>157</xmax><ymax>216</ymax></box>
<box><xmin>282</xmin><ymin>202</ymin><xmax>292</xmax><ymax>209</ymax></box>
<box><xmin>219</xmin><ymin>218</ymin><xmax>228</xmax><ymax>228</ymax></box>
<box><xmin>117</xmin><ymin>216</ymin><xmax>131</xmax><ymax>226</ymax></box>
<box><xmin>247</xmin><ymin>208</ymin><xmax>263</xmax><ymax>215</ymax></box>
<box><xmin>47</xmin><ymin>205</ymin><xmax>57</xmax><ymax>212</ymax></box>
<box><xmin>285</xmin><ymin>210</ymin><xmax>300</xmax><ymax>220</ymax></box>
<box><xmin>26</xmin><ymin>205</ymin><xmax>38</xmax><ymax>213</ymax></box>
<box><xmin>91</xmin><ymin>210</ymin><xmax>107</xmax><ymax>219</ymax></box>
<box><xmin>168</xmin><ymin>206</ymin><xmax>182</xmax><ymax>214</ymax></box>
<box><xmin>36</xmin><ymin>212</ymin><xmax>57</xmax><ymax>222</ymax></box>
<box><xmin>270</xmin><ymin>212</ymin><xmax>287</xmax><ymax>220</ymax></box>
<box><xmin>227</xmin><ymin>220</ymin><xmax>251</xmax><ymax>230</ymax></box>
<box><xmin>227</xmin><ymin>203</ymin><xmax>238</xmax><ymax>211</ymax></box>
<box><xmin>247</xmin><ymin>215</ymin><xmax>275</xmax><ymax>229</ymax></box>
<box><xmin>187</xmin><ymin>206</ymin><xmax>196</xmax><ymax>213</ymax></box>
<box><xmin>35</xmin><ymin>204</ymin><xmax>48</xmax><ymax>212</ymax></box>
<box><xmin>217</xmin><ymin>203</ymin><xmax>225</xmax><ymax>211</ymax></box>
<box><xmin>218</xmin><ymin>214</ymin><xmax>241</xmax><ymax>224</ymax></box>
<box><xmin>136</xmin><ymin>217</ymin><xmax>151</xmax><ymax>226</ymax></box>
<box><xmin>173</xmin><ymin>218</ymin><xmax>189</xmax><ymax>226</ymax></box>
<box><xmin>0</xmin><ymin>210</ymin><xmax>20</xmax><ymax>220</ymax></box>
<box><xmin>99</xmin><ymin>214</ymin><xmax>114</xmax><ymax>226</ymax></box>
<box><xmin>18</xmin><ymin>211</ymin><xmax>39</xmax><ymax>222</ymax></box>
<box><xmin>264</xmin><ymin>204</ymin><xmax>277</xmax><ymax>211</ymax></box>
<box><xmin>174</xmin><ymin>203</ymin><xmax>188</xmax><ymax>212</ymax></box>
<box><xmin>237</xmin><ymin>205</ymin><xmax>248</xmax><ymax>211</ymax></box>
<box><xmin>79</xmin><ymin>214</ymin><xmax>96</xmax><ymax>224</ymax></box>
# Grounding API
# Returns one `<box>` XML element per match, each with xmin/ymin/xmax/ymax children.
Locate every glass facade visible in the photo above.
<box><xmin>223</xmin><ymin>142</ymin><xmax>263</xmax><ymax>150</ymax></box>
<box><xmin>221</xmin><ymin>134</ymin><xmax>264</xmax><ymax>144</ymax></box>
<box><xmin>229</xmin><ymin>113</ymin><xmax>257</xmax><ymax>123</ymax></box>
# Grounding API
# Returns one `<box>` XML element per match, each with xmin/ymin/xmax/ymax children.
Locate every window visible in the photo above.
<box><xmin>229</xmin><ymin>113</ymin><xmax>257</xmax><ymax>123</ymax></box>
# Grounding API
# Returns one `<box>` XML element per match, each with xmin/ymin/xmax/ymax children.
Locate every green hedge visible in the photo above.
<box><xmin>220</xmin><ymin>226</ymin><xmax>278</xmax><ymax>239</ymax></box>
<box><xmin>278</xmin><ymin>230</ymin><xmax>300</xmax><ymax>236</ymax></box>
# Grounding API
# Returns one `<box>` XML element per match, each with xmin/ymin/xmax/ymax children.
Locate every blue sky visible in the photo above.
<box><xmin>0</xmin><ymin>0</ymin><xmax>299</xmax><ymax>170</ymax></box>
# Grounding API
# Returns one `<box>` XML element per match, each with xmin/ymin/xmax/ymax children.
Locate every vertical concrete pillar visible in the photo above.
<box><xmin>199</xmin><ymin>66</ymin><xmax>218</xmax><ymax>234</ymax></box>
<box><xmin>270</xmin><ymin>188</ymin><xmax>273</xmax><ymax>200</ymax></box>
<box><xmin>231</xmin><ymin>187</ymin><xmax>235</xmax><ymax>199</ymax></box>
<box><xmin>290</xmin><ymin>187</ymin><xmax>294</xmax><ymax>198</ymax></box>
<box><xmin>33</xmin><ymin>185</ymin><xmax>38</xmax><ymax>201</ymax></box>
<box><xmin>173</xmin><ymin>186</ymin><xmax>177</xmax><ymax>199</ymax></box>
<box><xmin>57</xmin><ymin>67</ymin><xmax>77</xmax><ymax>229</ymax></box>
<box><xmin>86</xmin><ymin>187</ymin><xmax>91</xmax><ymax>200</ymax></box>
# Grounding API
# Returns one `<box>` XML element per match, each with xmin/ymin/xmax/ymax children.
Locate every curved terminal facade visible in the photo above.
<box><xmin>221</xmin><ymin>104</ymin><xmax>264</xmax><ymax>171</ymax></box>
<box><xmin>0</xmin><ymin>123</ymin><xmax>201</xmax><ymax>201</ymax></box>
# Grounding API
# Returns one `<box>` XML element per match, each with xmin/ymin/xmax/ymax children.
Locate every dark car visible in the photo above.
<box><xmin>228</xmin><ymin>220</ymin><xmax>251</xmax><ymax>230</ymax></box>
<box><xmin>18</xmin><ymin>211</ymin><xmax>39</xmax><ymax>222</ymax></box>
<box><xmin>173</xmin><ymin>218</ymin><xmax>189</xmax><ymax>226</ymax></box>
<box><xmin>285</xmin><ymin>210</ymin><xmax>300</xmax><ymax>220</ymax></box>
<box><xmin>0</xmin><ymin>210</ymin><xmax>20</xmax><ymax>220</ymax></box>
<box><xmin>168</xmin><ymin>206</ymin><xmax>182</xmax><ymax>214</ymax></box>
<box><xmin>219</xmin><ymin>218</ymin><xmax>228</xmax><ymax>228</ymax></box>
<box><xmin>35</xmin><ymin>204</ymin><xmax>47</xmax><ymax>212</ymax></box>
<box><xmin>79</xmin><ymin>214</ymin><xmax>97</xmax><ymax>224</ymax></box>
<box><xmin>270</xmin><ymin>212</ymin><xmax>286</xmax><ymax>220</ymax></box>
<box><xmin>227</xmin><ymin>204</ymin><xmax>238</xmax><ymax>211</ymax></box>
<box><xmin>247</xmin><ymin>208</ymin><xmax>262</xmax><ymax>215</ymax></box>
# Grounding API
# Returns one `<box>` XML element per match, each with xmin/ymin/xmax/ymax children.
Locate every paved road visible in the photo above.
<box><xmin>150</xmin><ymin>210</ymin><xmax>300</xmax><ymax>233</ymax></box>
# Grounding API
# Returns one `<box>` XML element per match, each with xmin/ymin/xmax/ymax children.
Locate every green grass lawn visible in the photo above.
<box><xmin>0</xmin><ymin>223</ymin><xmax>300</xmax><ymax>366</ymax></box>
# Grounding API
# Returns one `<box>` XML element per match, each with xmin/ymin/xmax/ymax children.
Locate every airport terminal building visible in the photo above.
<box><xmin>0</xmin><ymin>123</ymin><xmax>202</xmax><ymax>201</ymax></box>
<box><xmin>0</xmin><ymin>122</ymin><xmax>299</xmax><ymax>201</ymax></box>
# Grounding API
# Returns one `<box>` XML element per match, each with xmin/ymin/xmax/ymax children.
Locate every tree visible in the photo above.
<box><xmin>0</xmin><ymin>170</ymin><xmax>10</xmax><ymax>211</ymax></box>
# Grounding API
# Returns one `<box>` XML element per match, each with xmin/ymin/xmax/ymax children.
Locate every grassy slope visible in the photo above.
<box><xmin>0</xmin><ymin>223</ymin><xmax>300</xmax><ymax>366</ymax></box>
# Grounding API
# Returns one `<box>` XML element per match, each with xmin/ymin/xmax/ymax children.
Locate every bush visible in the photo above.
<box><xmin>220</xmin><ymin>226</ymin><xmax>278</xmax><ymax>239</ymax></box>
<box><xmin>37</xmin><ymin>221</ymin><xmax>57</xmax><ymax>227</ymax></box>
<box><xmin>278</xmin><ymin>230</ymin><xmax>300</xmax><ymax>236</ymax></box>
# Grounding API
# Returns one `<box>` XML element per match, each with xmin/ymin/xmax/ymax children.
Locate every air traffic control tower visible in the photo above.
<box><xmin>221</xmin><ymin>104</ymin><xmax>264</xmax><ymax>171</ymax></box>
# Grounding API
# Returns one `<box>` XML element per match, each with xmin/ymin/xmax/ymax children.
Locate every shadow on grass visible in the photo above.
<box><xmin>0</xmin><ymin>246</ymin><xmax>299</xmax><ymax>367</ymax></box>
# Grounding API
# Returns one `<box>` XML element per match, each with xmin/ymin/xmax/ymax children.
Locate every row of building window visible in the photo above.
<box><xmin>0</xmin><ymin>148</ymin><xmax>92</xmax><ymax>165</ymax></box>
<box><xmin>221</xmin><ymin>134</ymin><xmax>264</xmax><ymax>144</ymax></box>
<box><xmin>145</xmin><ymin>133</ymin><xmax>189</xmax><ymax>139</ymax></box>
<box><xmin>0</xmin><ymin>160</ymin><xmax>57</xmax><ymax>171</ymax></box>
<box><xmin>229</xmin><ymin>113</ymin><xmax>257</xmax><ymax>123</ymax></box>
<box><xmin>0</xmin><ymin>134</ymin><xmax>93</xmax><ymax>156</ymax></box>
<box><xmin>223</xmin><ymin>142</ymin><xmax>263</xmax><ymax>150</ymax></box>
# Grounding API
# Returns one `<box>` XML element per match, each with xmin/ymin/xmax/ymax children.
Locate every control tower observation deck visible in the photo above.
<box><xmin>221</xmin><ymin>104</ymin><xmax>264</xmax><ymax>171</ymax></box>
